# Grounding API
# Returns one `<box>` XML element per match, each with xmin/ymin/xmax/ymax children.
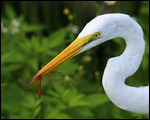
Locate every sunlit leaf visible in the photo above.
<box><xmin>32</xmin><ymin>106</ymin><xmax>41</xmax><ymax>118</ymax></box>
<box><xmin>69</xmin><ymin>100</ymin><xmax>89</xmax><ymax>107</ymax></box>
<box><xmin>45</xmin><ymin>109</ymin><xmax>60</xmax><ymax>119</ymax></box>
<box><xmin>33</xmin><ymin>100</ymin><xmax>42</xmax><ymax>109</ymax></box>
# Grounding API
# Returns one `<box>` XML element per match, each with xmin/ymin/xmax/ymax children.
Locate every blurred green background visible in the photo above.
<box><xmin>1</xmin><ymin>1</ymin><xmax>149</xmax><ymax>119</ymax></box>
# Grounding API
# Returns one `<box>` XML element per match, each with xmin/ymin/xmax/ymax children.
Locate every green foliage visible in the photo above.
<box><xmin>86</xmin><ymin>94</ymin><xmax>109</xmax><ymax>107</ymax></box>
<box><xmin>1</xmin><ymin>1</ymin><xmax>149</xmax><ymax>119</ymax></box>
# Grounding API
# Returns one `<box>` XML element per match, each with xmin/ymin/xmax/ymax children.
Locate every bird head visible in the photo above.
<box><xmin>26</xmin><ymin>13</ymin><xmax>133</xmax><ymax>85</ymax></box>
<box><xmin>26</xmin><ymin>30</ymin><xmax>103</xmax><ymax>85</ymax></box>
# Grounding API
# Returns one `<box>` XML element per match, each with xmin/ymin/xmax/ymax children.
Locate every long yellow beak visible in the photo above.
<box><xmin>26</xmin><ymin>34</ymin><xmax>93</xmax><ymax>86</ymax></box>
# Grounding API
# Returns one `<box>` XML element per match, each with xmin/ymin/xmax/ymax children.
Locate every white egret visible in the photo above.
<box><xmin>26</xmin><ymin>13</ymin><xmax>149</xmax><ymax>114</ymax></box>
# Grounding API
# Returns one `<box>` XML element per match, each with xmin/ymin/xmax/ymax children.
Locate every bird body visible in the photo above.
<box><xmin>27</xmin><ymin>13</ymin><xmax>149</xmax><ymax>114</ymax></box>
<box><xmin>103</xmin><ymin>56</ymin><xmax>149</xmax><ymax>114</ymax></box>
<box><xmin>79</xmin><ymin>13</ymin><xmax>149</xmax><ymax>114</ymax></box>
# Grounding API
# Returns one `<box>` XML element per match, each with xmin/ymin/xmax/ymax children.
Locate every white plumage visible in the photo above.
<box><xmin>78</xmin><ymin>13</ymin><xmax>149</xmax><ymax>114</ymax></box>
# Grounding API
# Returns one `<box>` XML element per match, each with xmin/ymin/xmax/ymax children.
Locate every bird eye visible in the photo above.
<box><xmin>93</xmin><ymin>32</ymin><xmax>101</xmax><ymax>39</ymax></box>
<box><xmin>87</xmin><ymin>32</ymin><xmax>101</xmax><ymax>44</ymax></box>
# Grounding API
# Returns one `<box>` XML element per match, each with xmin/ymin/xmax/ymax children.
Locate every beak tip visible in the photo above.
<box><xmin>25</xmin><ymin>80</ymin><xmax>30</xmax><ymax>86</ymax></box>
<box><xmin>25</xmin><ymin>72</ymin><xmax>39</xmax><ymax>86</ymax></box>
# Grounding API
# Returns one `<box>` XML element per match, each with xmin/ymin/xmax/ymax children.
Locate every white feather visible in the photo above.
<box><xmin>78</xmin><ymin>13</ymin><xmax>149</xmax><ymax>114</ymax></box>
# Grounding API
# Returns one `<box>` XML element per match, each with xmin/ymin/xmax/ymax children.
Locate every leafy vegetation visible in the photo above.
<box><xmin>1</xmin><ymin>1</ymin><xmax>149</xmax><ymax>119</ymax></box>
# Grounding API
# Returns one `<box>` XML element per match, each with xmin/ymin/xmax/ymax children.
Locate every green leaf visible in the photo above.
<box><xmin>48</xmin><ymin>26</ymin><xmax>68</xmax><ymax>48</ymax></box>
<box><xmin>54</xmin><ymin>113</ymin><xmax>72</xmax><ymax>119</ymax></box>
<box><xmin>22</xmin><ymin>95</ymin><xmax>35</xmax><ymax>108</ymax></box>
<box><xmin>3</xmin><ymin>64</ymin><xmax>22</xmax><ymax>72</ymax></box>
<box><xmin>1</xmin><ymin>84</ymin><xmax>24</xmax><ymax>114</ymax></box>
<box><xmin>56</xmin><ymin>60</ymin><xmax>78</xmax><ymax>74</ymax></box>
<box><xmin>69</xmin><ymin>100</ymin><xmax>89</xmax><ymax>107</ymax></box>
<box><xmin>32</xmin><ymin>106</ymin><xmax>41</xmax><ymax>118</ymax></box>
<box><xmin>1</xmin><ymin>51</ymin><xmax>14</xmax><ymax>63</ymax></box>
<box><xmin>21</xmin><ymin>24</ymin><xmax>45</xmax><ymax>32</ymax></box>
<box><xmin>61</xmin><ymin>89</ymin><xmax>70</xmax><ymax>101</ymax></box>
<box><xmin>76</xmin><ymin>107</ymin><xmax>93</xmax><ymax>116</ymax></box>
<box><xmin>86</xmin><ymin>93</ymin><xmax>109</xmax><ymax>107</ymax></box>
<box><xmin>31</xmin><ymin>36</ymin><xmax>40</xmax><ymax>52</ymax></box>
<box><xmin>28</xmin><ymin>58</ymin><xmax>38</xmax><ymax>72</ymax></box>
<box><xmin>51</xmin><ymin>81</ymin><xmax>64</xmax><ymax>93</ymax></box>
<box><xmin>45</xmin><ymin>109</ymin><xmax>60</xmax><ymax>119</ymax></box>
<box><xmin>33</xmin><ymin>100</ymin><xmax>42</xmax><ymax>109</ymax></box>
<box><xmin>47</xmin><ymin>90</ymin><xmax>60</xmax><ymax>98</ymax></box>
<box><xmin>62</xmin><ymin>89</ymin><xmax>77</xmax><ymax>103</ymax></box>
<box><xmin>68</xmin><ymin>94</ymin><xmax>85</xmax><ymax>106</ymax></box>
<box><xmin>18</xmin><ymin>39</ymin><xmax>32</xmax><ymax>54</ymax></box>
<box><xmin>46</xmin><ymin>50</ymin><xmax>59</xmax><ymax>57</ymax></box>
<box><xmin>1</xmin><ymin>83</ymin><xmax>8</xmax><ymax>90</ymax></box>
<box><xmin>45</xmin><ymin>107</ymin><xmax>71</xmax><ymax>119</ymax></box>
<box><xmin>62</xmin><ymin>89</ymin><xmax>89</xmax><ymax>107</ymax></box>
<box><xmin>5</xmin><ymin>5</ymin><xmax>16</xmax><ymax>19</ymax></box>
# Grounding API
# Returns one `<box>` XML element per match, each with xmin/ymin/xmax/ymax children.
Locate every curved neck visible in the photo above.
<box><xmin>102</xmin><ymin>32</ymin><xmax>149</xmax><ymax>114</ymax></box>
<box><xmin>121</xmin><ymin>34</ymin><xmax>145</xmax><ymax>76</ymax></box>
<box><xmin>122</xmin><ymin>33</ymin><xmax>145</xmax><ymax>58</ymax></box>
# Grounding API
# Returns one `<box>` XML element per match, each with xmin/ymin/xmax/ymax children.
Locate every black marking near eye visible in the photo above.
<box><xmin>88</xmin><ymin>38</ymin><xmax>94</xmax><ymax>43</ymax></box>
<box><xmin>82</xmin><ymin>32</ymin><xmax>102</xmax><ymax>46</ymax></box>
